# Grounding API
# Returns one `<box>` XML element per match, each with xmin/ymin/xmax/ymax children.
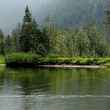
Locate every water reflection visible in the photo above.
<box><xmin>4</xmin><ymin>68</ymin><xmax>110</xmax><ymax>95</ymax></box>
<box><xmin>0</xmin><ymin>67</ymin><xmax>110</xmax><ymax>110</ymax></box>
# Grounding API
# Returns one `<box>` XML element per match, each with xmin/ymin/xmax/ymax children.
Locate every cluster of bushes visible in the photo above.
<box><xmin>5</xmin><ymin>53</ymin><xmax>42</xmax><ymax>67</ymax></box>
<box><xmin>5</xmin><ymin>53</ymin><xmax>110</xmax><ymax>67</ymax></box>
<box><xmin>39</xmin><ymin>57</ymin><xmax>110</xmax><ymax>65</ymax></box>
<box><xmin>0</xmin><ymin>55</ymin><xmax>5</xmax><ymax>64</ymax></box>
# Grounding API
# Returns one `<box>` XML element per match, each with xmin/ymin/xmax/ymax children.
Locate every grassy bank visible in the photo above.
<box><xmin>0</xmin><ymin>55</ymin><xmax>5</xmax><ymax>64</ymax></box>
<box><xmin>5</xmin><ymin>53</ymin><xmax>41</xmax><ymax>67</ymax></box>
<box><xmin>4</xmin><ymin>53</ymin><xmax>110</xmax><ymax>68</ymax></box>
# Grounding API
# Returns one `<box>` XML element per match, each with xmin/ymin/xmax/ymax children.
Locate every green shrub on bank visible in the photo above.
<box><xmin>39</xmin><ymin>57</ymin><xmax>110</xmax><ymax>65</ymax></box>
<box><xmin>5</xmin><ymin>53</ymin><xmax>110</xmax><ymax>67</ymax></box>
<box><xmin>5</xmin><ymin>53</ymin><xmax>42</xmax><ymax>65</ymax></box>
<box><xmin>0</xmin><ymin>55</ymin><xmax>5</xmax><ymax>64</ymax></box>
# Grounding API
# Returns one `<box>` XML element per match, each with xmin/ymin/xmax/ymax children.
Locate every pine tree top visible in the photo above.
<box><xmin>25</xmin><ymin>5</ymin><xmax>30</xmax><ymax>13</ymax></box>
<box><xmin>24</xmin><ymin>5</ymin><xmax>32</xmax><ymax>23</ymax></box>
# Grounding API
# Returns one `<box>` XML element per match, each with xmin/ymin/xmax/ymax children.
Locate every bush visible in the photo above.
<box><xmin>0</xmin><ymin>55</ymin><xmax>5</xmax><ymax>64</ymax></box>
<box><xmin>5</xmin><ymin>53</ymin><xmax>110</xmax><ymax>67</ymax></box>
<box><xmin>5</xmin><ymin>52</ymin><xmax>42</xmax><ymax>67</ymax></box>
<box><xmin>39</xmin><ymin>57</ymin><xmax>110</xmax><ymax>65</ymax></box>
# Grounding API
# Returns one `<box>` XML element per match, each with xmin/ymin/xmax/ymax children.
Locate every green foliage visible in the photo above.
<box><xmin>39</xmin><ymin>57</ymin><xmax>110</xmax><ymax>65</ymax></box>
<box><xmin>0</xmin><ymin>55</ymin><xmax>5</xmax><ymax>64</ymax></box>
<box><xmin>0</xmin><ymin>6</ymin><xmax>109</xmax><ymax>61</ymax></box>
<box><xmin>83</xmin><ymin>24</ymin><xmax>109</xmax><ymax>56</ymax></box>
<box><xmin>19</xmin><ymin>6</ymin><xmax>33</xmax><ymax>52</ymax></box>
<box><xmin>0</xmin><ymin>30</ymin><xmax>4</xmax><ymax>55</ymax></box>
<box><xmin>11</xmin><ymin>24</ymin><xmax>21</xmax><ymax>52</ymax></box>
<box><xmin>74</xmin><ymin>29</ymin><xmax>90</xmax><ymax>56</ymax></box>
<box><xmin>44</xmin><ymin>23</ymin><xmax>109</xmax><ymax>57</ymax></box>
<box><xmin>4</xmin><ymin>35</ymin><xmax>13</xmax><ymax>54</ymax></box>
<box><xmin>19</xmin><ymin>6</ymin><xmax>49</xmax><ymax>55</ymax></box>
<box><xmin>5</xmin><ymin>53</ymin><xmax>41</xmax><ymax>65</ymax></box>
<box><xmin>5</xmin><ymin>52</ymin><xmax>110</xmax><ymax>67</ymax></box>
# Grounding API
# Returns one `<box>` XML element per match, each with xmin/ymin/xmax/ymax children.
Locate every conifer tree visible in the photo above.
<box><xmin>19</xmin><ymin>6</ymin><xmax>49</xmax><ymax>55</ymax></box>
<box><xmin>0</xmin><ymin>30</ymin><xmax>4</xmax><ymax>54</ymax></box>
<box><xmin>4</xmin><ymin>35</ymin><xmax>12</xmax><ymax>53</ymax></box>
<box><xmin>19</xmin><ymin>6</ymin><xmax>33</xmax><ymax>52</ymax></box>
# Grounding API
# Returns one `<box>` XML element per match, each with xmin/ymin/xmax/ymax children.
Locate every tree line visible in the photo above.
<box><xmin>0</xmin><ymin>6</ymin><xmax>110</xmax><ymax>57</ymax></box>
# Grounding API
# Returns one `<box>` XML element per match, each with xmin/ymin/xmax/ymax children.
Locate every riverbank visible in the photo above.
<box><xmin>4</xmin><ymin>53</ymin><xmax>110</xmax><ymax>68</ymax></box>
<box><xmin>37</xmin><ymin>65</ymin><xmax>104</xmax><ymax>68</ymax></box>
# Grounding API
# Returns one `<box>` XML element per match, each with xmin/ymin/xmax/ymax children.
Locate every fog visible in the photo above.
<box><xmin>0</xmin><ymin>0</ymin><xmax>105</xmax><ymax>34</ymax></box>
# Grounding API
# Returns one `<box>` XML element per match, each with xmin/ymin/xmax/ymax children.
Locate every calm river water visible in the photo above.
<box><xmin>0</xmin><ymin>66</ymin><xmax>110</xmax><ymax>110</ymax></box>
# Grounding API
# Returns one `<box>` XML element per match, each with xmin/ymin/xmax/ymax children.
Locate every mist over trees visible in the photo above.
<box><xmin>0</xmin><ymin>5</ymin><xmax>109</xmax><ymax>57</ymax></box>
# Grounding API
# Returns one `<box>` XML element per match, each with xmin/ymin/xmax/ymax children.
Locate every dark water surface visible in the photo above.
<box><xmin>0</xmin><ymin>66</ymin><xmax>110</xmax><ymax>110</ymax></box>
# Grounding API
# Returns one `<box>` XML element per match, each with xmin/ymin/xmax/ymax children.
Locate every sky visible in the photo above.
<box><xmin>0</xmin><ymin>0</ymin><xmax>105</xmax><ymax>34</ymax></box>
<box><xmin>0</xmin><ymin>0</ymin><xmax>56</xmax><ymax>34</ymax></box>
<box><xmin>0</xmin><ymin>0</ymin><xmax>26</xmax><ymax>34</ymax></box>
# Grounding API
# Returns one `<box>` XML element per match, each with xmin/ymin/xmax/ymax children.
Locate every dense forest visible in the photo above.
<box><xmin>1</xmin><ymin>6</ymin><xmax>110</xmax><ymax>58</ymax></box>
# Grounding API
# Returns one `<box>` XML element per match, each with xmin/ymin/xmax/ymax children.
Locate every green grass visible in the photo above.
<box><xmin>0</xmin><ymin>55</ymin><xmax>5</xmax><ymax>64</ymax></box>
<box><xmin>5</xmin><ymin>53</ymin><xmax>110</xmax><ymax>67</ymax></box>
<box><xmin>5</xmin><ymin>53</ymin><xmax>42</xmax><ymax>67</ymax></box>
<box><xmin>6</xmin><ymin>53</ymin><xmax>41</xmax><ymax>62</ymax></box>
<box><xmin>37</xmin><ymin>57</ymin><xmax>110</xmax><ymax>65</ymax></box>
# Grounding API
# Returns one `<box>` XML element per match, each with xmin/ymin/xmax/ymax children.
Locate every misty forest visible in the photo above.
<box><xmin>2</xmin><ymin>6</ymin><xmax>109</xmax><ymax>56</ymax></box>
<box><xmin>1</xmin><ymin>1</ymin><xmax>110</xmax><ymax>66</ymax></box>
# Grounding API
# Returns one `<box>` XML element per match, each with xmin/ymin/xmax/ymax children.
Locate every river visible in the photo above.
<box><xmin>0</xmin><ymin>66</ymin><xmax>110</xmax><ymax>110</ymax></box>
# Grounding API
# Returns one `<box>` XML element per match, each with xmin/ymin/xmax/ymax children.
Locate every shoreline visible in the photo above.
<box><xmin>37</xmin><ymin>65</ymin><xmax>105</xmax><ymax>69</ymax></box>
<box><xmin>6</xmin><ymin>53</ymin><xmax>110</xmax><ymax>68</ymax></box>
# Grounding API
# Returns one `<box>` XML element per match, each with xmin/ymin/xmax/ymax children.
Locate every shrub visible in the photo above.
<box><xmin>0</xmin><ymin>55</ymin><xmax>5</xmax><ymax>64</ymax></box>
<box><xmin>5</xmin><ymin>52</ymin><xmax>42</xmax><ymax>67</ymax></box>
<box><xmin>5</xmin><ymin>53</ymin><xmax>110</xmax><ymax>67</ymax></box>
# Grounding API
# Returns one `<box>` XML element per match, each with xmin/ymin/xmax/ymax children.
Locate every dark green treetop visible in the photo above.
<box><xmin>19</xmin><ymin>5</ymin><xmax>49</xmax><ymax>55</ymax></box>
<box><xmin>24</xmin><ymin>5</ymin><xmax>32</xmax><ymax>23</ymax></box>
<box><xmin>19</xmin><ymin>5</ymin><xmax>33</xmax><ymax>52</ymax></box>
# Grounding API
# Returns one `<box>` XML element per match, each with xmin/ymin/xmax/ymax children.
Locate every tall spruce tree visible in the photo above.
<box><xmin>0</xmin><ymin>30</ymin><xmax>4</xmax><ymax>54</ymax></box>
<box><xmin>19</xmin><ymin>6</ymin><xmax>49</xmax><ymax>55</ymax></box>
<box><xmin>19</xmin><ymin>6</ymin><xmax>33</xmax><ymax>52</ymax></box>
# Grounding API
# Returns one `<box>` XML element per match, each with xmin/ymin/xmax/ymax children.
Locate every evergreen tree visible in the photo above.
<box><xmin>19</xmin><ymin>6</ymin><xmax>33</xmax><ymax>52</ymax></box>
<box><xmin>4</xmin><ymin>35</ymin><xmax>12</xmax><ymax>53</ymax></box>
<box><xmin>40</xmin><ymin>27</ymin><xmax>50</xmax><ymax>55</ymax></box>
<box><xmin>19</xmin><ymin>6</ymin><xmax>49</xmax><ymax>55</ymax></box>
<box><xmin>65</xmin><ymin>29</ymin><xmax>79</xmax><ymax>56</ymax></box>
<box><xmin>31</xmin><ymin>19</ymin><xmax>44</xmax><ymax>54</ymax></box>
<box><xmin>11</xmin><ymin>23</ymin><xmax>21</xmax><ymax>52</ymax></box>
<box><xmin>0</xmin><ymin>30</ymin><xmax>4</xmax><ymax>54</ymax></box>
<box><xmin>75</xmin><ymin>29</ymin><xmax>90</xmax><ymax>56</ymax></box>
<box><xmin>84</xmin><ymin>24</ymin><xmax>109</xmax><ymax>56</ymax></box>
